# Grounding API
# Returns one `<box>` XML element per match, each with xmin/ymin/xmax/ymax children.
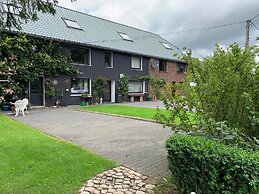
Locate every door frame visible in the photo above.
<box><xmin>28</xmin><ymin>76</ymin><xmax>45</xmax><ymax>106</ymax></box>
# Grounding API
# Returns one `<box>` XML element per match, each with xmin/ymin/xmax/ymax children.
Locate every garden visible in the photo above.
<box><xmin>0</xmin><ymin>114</ymin><xmax>116</xmax><ymax>194</ymax></box>
<box><xmin>81</xmin><ymin>43</ymin><xmax>259</xmax><ymax>193</ymax></box>
<box><xmin>157</xmin><ymin>43</ymin><xmax>259</xmax><ymax>193</ymax></box>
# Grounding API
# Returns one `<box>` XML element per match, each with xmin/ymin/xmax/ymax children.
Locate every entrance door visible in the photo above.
<box><xmin>103</xmin><ymin>80</ymin><xmax>111</xmax><ymax>102</ymax></box>
<box><xmin>30</xmin><ymin>78</ymin><xmax>43</xmax><ymax>106</ymax></box>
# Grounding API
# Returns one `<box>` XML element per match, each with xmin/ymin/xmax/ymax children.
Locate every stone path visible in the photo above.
<box><xmin>78</xmin><ymin>166</ymin><xmax>156</xmax><ymax>194</ymax></box>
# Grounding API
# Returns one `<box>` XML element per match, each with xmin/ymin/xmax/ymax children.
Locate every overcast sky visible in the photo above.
<box><xmin>58</xmin><ymin>0</ymin><xmax>259</xmax><ymax>57</ymax></box>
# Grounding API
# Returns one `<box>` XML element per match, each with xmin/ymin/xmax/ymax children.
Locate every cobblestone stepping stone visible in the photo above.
<box><xmin>78</xmin><ymin>166</ymin><xmax>156</xmax><ymax>194</ymax></box>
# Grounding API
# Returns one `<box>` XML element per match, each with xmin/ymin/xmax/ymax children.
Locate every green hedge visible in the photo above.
<box><xmin>166</xmin><ymin>135</ymin><xmax>259</xmax><ymax>194</ymax></box>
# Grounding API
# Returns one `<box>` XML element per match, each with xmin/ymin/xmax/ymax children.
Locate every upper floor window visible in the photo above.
<box><xmin>128</xmin><ymin>81</ymin><xmax>143</xmax><ymax>93</ymax></box>
<box><xmin>177</xmin><ymin>63</ymin><xmax>187</xmax><ymax>73</ymax></box>
<box><xmin>159</xmin><ymin>60</ymin><xmax>167</xmax><ymax>72</ymax></box>
<box><xmin>118</xmin><ymin>32</ymin><xmax>133</xmax><ymax>41</ymax></box>
<box><xmin>63</xmin><ymin>18</ymin><xmax>82</xmax><ymax>30</ymax></box>
<box><xmin>71</xmin><ymin>78</ymin><xmax>89</xmax><ymax>94</ymax></box>
<box><xmin>70</xmin><ymin>48</ymin><xmax>90</xmax><ymax>65</ymax></box>
<box><xmin>105</xmin><ymin>51</ymin><xmax>113</xmax><ymax>68</ymax></box>
<box><xmin>131</xmin><ymin>56</ymin><xmax>142</xmax><ymax>70</ymax></box>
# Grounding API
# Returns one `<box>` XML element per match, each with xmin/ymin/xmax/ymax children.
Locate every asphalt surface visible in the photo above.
<box><xmin>14</xmin><ymin>106</ymin><xmax>172</xmax><ymax>179</ymax></box>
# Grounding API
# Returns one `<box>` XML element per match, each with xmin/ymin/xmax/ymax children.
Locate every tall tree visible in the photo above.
<box><xmin>0</xmin><ymin>33</ymin><xmax>78</xmax><ymax>96</ymax></box>
<box><xmin>0</xmin><ymin>0</ymin><xmax>75</xmax><ymax>29</ymax></box>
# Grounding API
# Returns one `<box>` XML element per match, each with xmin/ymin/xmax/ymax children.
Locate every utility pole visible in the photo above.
<box><xmin>245</xmin><ymin>19</ymin><xmax>251</xmax><ymax>48</ymax></box>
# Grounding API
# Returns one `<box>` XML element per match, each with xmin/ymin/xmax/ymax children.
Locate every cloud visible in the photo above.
<box><xmin>58</xmin><ymin>0</ymin><xmax>259</xmax><ymax>57</ymax></box>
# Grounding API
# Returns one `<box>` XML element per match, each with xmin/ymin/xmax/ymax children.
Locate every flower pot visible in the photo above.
<box><xmin>2</xmin><ymin>104</ymin><xmax>10</xmax><ymax>111</ymax></box>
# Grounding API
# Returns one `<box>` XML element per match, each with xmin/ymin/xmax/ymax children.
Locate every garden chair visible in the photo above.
<box><xmin>22</xmin><ymin>98</ymin><xmax>29</xmax><ymax>114</ymax></box>
<box><xmin>14</xmin><ymin>98</ymin><xmax>29</xmax><ymax>117</ymax></box>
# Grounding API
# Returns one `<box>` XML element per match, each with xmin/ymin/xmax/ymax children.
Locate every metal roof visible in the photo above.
<box><xmin>13</xmin><ymin>6</ymin><xmax>181</xmax><ymax>61</ymax></box>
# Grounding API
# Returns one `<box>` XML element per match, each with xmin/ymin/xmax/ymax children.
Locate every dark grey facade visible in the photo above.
<box><xmin>38</xmin><ymin>44</ymin><xmax>149</xmax><ymax>106</ymax></box>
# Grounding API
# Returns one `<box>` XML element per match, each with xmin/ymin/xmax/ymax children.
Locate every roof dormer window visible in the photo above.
<box><xmin>118</xmin><ymin>32</ymin><xmax>133</xmax><ymax>41</ymax></box>
<box><xmin>63</xmin><ymin>18</ymin><xmax>82</xmax><ymax>30</ymax></box>
<box><xmin>161</xmin><ymin>42</ymin><xmax>172</xmax><ymax>49</ymax></box>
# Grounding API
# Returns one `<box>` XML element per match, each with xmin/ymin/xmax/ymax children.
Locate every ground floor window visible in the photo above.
<box><xmin>71</xmin><ymin>78</ymin><xmax>89</xmax><ymax>94</ymax></box>
<box><xmin>128</xmin><ymin>81</ymin><xmax>143</xmax><ymax>93</ymax></box>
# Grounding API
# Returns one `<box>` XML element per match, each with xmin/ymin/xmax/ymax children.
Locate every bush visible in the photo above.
<box><xmin>166</xmin><ymin>135</ymin><xmax>259</xmax><ymax>194</ymax></box>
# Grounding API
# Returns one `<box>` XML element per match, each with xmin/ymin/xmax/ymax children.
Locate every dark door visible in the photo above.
<box><xmin>103</xmin><ymin>80</ymin><xmax>111</xmax><ymax>102</ymax></box>
<box><xmin>30</xmin><ymin>78</ymin><xmax>43</xmax><ymax>106</ymax></box>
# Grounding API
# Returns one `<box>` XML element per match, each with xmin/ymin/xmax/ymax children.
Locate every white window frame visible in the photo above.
<box><xmin>131</xmin><ymin>56</ymin><xmax>142</xmax><ymax>71</ymax></box>
<box><xmin>128</xmin><ymin>80</ymin><xmax>144</xmax><ymax>93</ymax></box>
<box><xmin>118</xmin><ymin>32</ymin><xmax>133</xmax><ymax>41</ymax></box>
<box><xmin>70</xmin><ymin>48</ymin><xmax>91</xmax><ymax>66</ymax></box>
<box><xmin>70</xmin><ymin>78</ymin><xmax>90</xmax><ymax>95</ymax></box>
<box><xmin>161</xmin><ymin>42</ymin><xmax>172</xmax><ymax>49</ymax></box>
<box><xmin>63</xmin><ymin>18</ymin><xmax>82</xmax><ymax>30</ymax></box>
<box><xmin>104</xmin><ymin>51</ymin><xmax>113</xmax><ymax>68</ymax></box>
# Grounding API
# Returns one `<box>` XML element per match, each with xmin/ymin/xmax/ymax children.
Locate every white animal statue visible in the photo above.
<box><xmin>14</xmin><ymin>98</ymin><xmax>29</xmax><ymax>117</ymax></box>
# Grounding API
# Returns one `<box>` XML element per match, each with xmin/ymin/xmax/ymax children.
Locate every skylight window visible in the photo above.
<box><xmin>161</xmin><ymin>42</ymin><xmax>172</xmax><ymax>49</ymax></box>
<box><xmin>63</xmin><ymin>18</ymin><xmax>82</xmax><ymax>30</ymax></box>
<box><xmin>118</xmin><ymin>32</ymin><xmax>133</xmax><ymax>41</ymax></box>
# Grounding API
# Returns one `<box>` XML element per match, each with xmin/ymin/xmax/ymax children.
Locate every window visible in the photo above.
<box><xmin>118</xmin><ymin>32</ymin><xmax>133</xmax><ymax>41</ymax></box>
<box><xmin>161</xmin><ymin>42</ymin><xmax>172</xmax><ymax>49</ymax></box>
<box><xmin>128</xmin><ymin>81</ymin><xmax>143</xmax><ymax>93</ymax></box>
<box><xmin>105</xmin><ymin>51</ymin><xmax>113</xmax><ymax>68</ymax></box>
<box><xmin>63</xmin><ymin>18</ymin><xmax>82</xmax><ymax>30</ymax></box>
<box><xmin>159</xmin><ymin>60</ymin><xmax>167</xmax><ymax>72</ymax></box>
<box><xmin>71</xmin><ymin>78</ymin><xmax>89</xmax><ymax>94</ymax></box>
<box><xmin>131</xmin><ymin>56</ymin><xmax>142</xmax><ymax>70</ymax></box>
<box><xmin>70</xmin><ymin>48</ymin><xmax>90</xmax><ymax>65</ymax></box>
<box><xmin>177</xmin><ymin>63</ymin><xmax>187</xmax><ymax>73</ymax></box>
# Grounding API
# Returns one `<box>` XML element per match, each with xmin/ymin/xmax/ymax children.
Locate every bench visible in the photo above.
<box><xmin>128</xmin><ymin>93</ymin><xmax>145</xmax><ymax>102</ymax></box>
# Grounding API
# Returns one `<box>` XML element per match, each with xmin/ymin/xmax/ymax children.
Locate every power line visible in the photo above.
<box><xmin>87</xmin><ymin>20</ymin><xmax>245</xmax><ymax>44</ymax></box>
<box><xmin>251</xmin><ymin>13</ymin><xmax>259</xmax><ymax>21</ymax></box>
<box><xmin>251</xmin><ymin>22</ymin><xmax>259</xmax><ymax>31</ymax></box>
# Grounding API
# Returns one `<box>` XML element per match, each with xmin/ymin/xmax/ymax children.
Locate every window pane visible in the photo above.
<box><xmin>71</xmin><ymin>78</ymin><xmax>89</xmax><ymax>93</ymax></box>
<box><xmin>159</xmin><ymin>60</ymin><xmax>167</xmax><ymax>71</ymax></box>
<box><xmin>131</xmin><ymin>57</ymin><xmax>141</xmax><ymax>69</ymax></box>
<box><xmin>177</xmin><ymin>63</ymin><xmax>186</xmax><ymax>73</ymax></box>
<box><xmin>63</xmin><ymin>19</ymin><xmax>82</xmax><ymax>30</ymax></box>
<box><xmin>161</xmin><ymin>42</ymin><xmax>172</xmax><ymax>49</ymax></box>
<box><xmin>71</xmin><ymin>48</ymin><xmax>89</xmax><ymax>65</ymax></box>
<box><xmin>128</xmin><ymin>81</ymin><xmax>143</xmax><ymax>93</ymax></box>
<box><xmin>118</xmin><ymin>32</ymin><xmax>133</xmax><ymax>41</ymax></box>
<box><xmin>105</xmin><ymin>52</ymin><xmax>112</xmax><ymax>67</ymax></box>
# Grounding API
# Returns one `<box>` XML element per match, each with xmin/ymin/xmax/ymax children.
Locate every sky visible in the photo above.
<box><xmin>58</xmin><ymin>0</ymin><xmax>259</xmax><ymax>57</ymax></box>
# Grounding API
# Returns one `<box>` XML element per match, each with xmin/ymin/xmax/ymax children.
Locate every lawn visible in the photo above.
<box><xmin>79</xmin><ymin>105</ymin><xmax>166</xmax><ymax>121</ymax></box>
<box><xmin>0</xmin><ymin>114</ymin><xmax>116</xmax><ymax>194</ymax></box>
<box><xmin>79</xmin><ymin>105</ymin><xmax>196</xmax><ymax>124</ymax></box>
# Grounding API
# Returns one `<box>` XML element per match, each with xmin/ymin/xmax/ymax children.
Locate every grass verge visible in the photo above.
<box><xmin>78</xmin><ymin>105</ymin><xmax>168</xmax><ymax>121</ymax></box>
<box><xmin>0</xmin><ymin>114</ymin><xmax>116</xmax><ymax>194</ymax></box>
<box><xmin>78</xmin><ymin>105</ymin><xmax>196</xmax><ymax>124</ymax></box>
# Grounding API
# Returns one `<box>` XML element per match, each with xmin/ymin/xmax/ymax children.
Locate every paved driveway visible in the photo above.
<box><xmin>15</xmin><ymin>107</ymin><xmax>172</xmax><ymax>179</ymax></box>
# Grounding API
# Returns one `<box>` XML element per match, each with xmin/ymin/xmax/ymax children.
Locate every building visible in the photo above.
<box><xmin>8</xmin><ymin>6</ymin><xmax>186</xmax><ymax>106</ymax></box>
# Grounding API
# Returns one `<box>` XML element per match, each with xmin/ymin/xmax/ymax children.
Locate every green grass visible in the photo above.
<box><xmin>0</xmin><ymin>114</ymin><xmax>116</xmax><ymax>194</ymax></box>
<box><xmin>79</xmin><ymin>105</ymin><xmax>167</xmax><ymax>121</ymax></box>
<box><xmin>79</xmin><ymin>105</ymin><xmax>196</xmax><ymax>124</ymax></box>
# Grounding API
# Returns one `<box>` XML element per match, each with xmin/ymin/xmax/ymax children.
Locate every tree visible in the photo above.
<box><xmin>0</xmin><ymin>0</ymin><xmax>76</xmax><ymax>30</ymax></box>
<box><xmin>139</xmin><ymin>75</ymin><xmax>166</xmax><ymax>100</ymax></box>
<box><xmin>0</xmin><ymin>33</ymin><xmax>78</xmax><ymax>97</ymax></box>
<box><xmin>118</xmin><ymin>75</ymin><xmax>128</xmax><ymax>102</ymax></box>
<box><xmin>156</xmin><ymin>43</ymin><xmax>259</xmax><ymax>149</ymax></box>
<box><xmin>0</xmin><ymin>0</ymin><xmax>56</xmax><ymax>30</ymax></box>
<box><xmin>92</xmin><ymin>78</ymin><xmax>105</xmax><ymax>104</ymax></box>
